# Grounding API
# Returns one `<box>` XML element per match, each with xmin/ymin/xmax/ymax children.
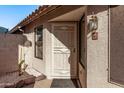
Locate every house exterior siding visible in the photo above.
<box><xmin>23</xmin><ymin>6</ymin><xmax>82</xmax><ymax>77</ymax></box>
<box><xmin>87</xmin><ymin>5</ymin><xmax>120</xmax><ymax>88</ymax></box>
<box><xmin>9</xmin><ymin>5</ymin><xmax>124</xmax><ymax>88</ymax></box>
<box><xmin>23</xmin><ymin>23</ymin><xmax>46</xmax><ymax>75</ymax></box>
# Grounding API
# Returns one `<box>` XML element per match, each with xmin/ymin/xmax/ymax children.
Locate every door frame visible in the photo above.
<box><xmin>77</xmin><ymin>8</ymin><xmax>87</xmax><ymax>88</ymax></box>
<box><xmin>51</xmin><ymin>22</ymin><xmax>78</xmax><ymax>79</ymax></box>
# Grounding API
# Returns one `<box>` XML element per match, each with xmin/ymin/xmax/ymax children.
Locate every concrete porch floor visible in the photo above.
<box><xmin>24</xmin><ymin>79</ymin><xmax>79</xmax><ymax>88</ymax></box>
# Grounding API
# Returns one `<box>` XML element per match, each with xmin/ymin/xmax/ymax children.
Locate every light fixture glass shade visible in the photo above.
<box><xmin>88</xmin><ymin>16</ymin><xmax>98</xmax><ymax>32</ymax></box>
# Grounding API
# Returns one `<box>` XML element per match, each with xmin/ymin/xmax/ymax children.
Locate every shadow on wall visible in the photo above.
<box><xmin>45</xmin><ymin>23</ymin><xmax>77</xmax><ymax>79</ymax></box>
<box><xmin>0</xmin><ymin>33</ymin><xmax>38</xmax><ymax>88</ymax></box>
<box><xmin>0</xmin><ymin>34</ymin><xmax>28</xmax><ymax>75</ymax></box>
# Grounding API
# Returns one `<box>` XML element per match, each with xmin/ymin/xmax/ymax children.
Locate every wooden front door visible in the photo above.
<box><xmin>51</xmin><ymin>23</ymin><xmax>77</xmax><ymax>78</ymax></box>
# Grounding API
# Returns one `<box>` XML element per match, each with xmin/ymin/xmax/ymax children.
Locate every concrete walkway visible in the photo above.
<box><xmin>24</xmin><ymin>79</ymin><xmax>79</xmax><ymax>88</ymax></box>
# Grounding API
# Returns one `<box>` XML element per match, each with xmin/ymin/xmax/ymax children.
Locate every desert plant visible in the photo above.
<box><xmin>18</xmin><ymin>60</ymin><xmax>25</xmax><ymax>76</ymax></box>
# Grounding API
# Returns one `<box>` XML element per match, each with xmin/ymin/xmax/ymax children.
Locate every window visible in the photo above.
<box><xmin>34</xmin><ymin>25</ymin><xmax>43</xmax><ymax>59</ymax></box>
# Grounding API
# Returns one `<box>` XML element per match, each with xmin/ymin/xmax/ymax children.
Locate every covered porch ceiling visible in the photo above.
<box><xmin>49</xmin><ymin>6</ymin><xmax>86</xmax><ymax>22</ymax></box>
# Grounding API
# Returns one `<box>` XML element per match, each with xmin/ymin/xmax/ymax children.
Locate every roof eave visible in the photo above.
<box><xmin>9</xmin><ymin>5</ymin><xmax>61</xmax><ymax>34</ymax></box>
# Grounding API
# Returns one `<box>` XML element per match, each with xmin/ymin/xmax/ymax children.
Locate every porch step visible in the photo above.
<box><xmin>25</xmin><ymin>67</ymin><xmax>46</xmax><ymax>81</ymax></box>
<box><xmin>25</xmin><ymin>67</ymin><xmax>43</xmax><ymax>77</ymax></box>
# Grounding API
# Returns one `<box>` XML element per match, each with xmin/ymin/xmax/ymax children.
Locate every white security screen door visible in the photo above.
<box><xmin>51</xmin><ymin>23</ymin><xmax>77</xmax><ymax>78</ymax></box>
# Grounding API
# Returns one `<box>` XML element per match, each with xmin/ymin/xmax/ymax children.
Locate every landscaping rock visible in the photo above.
<box><xmin>5</xmin><ymin>83</ymin><xmax>16</xmax><ymax>88</ymax></box>
<box><xmin>0</xmin><ymin>71</ymin><xmax>36</xmax><ymax>88</ymax></box>
<box><xmin>23</xmin><ymin>75</ymin><xmax>35</xmax><ymax>85</ymax></box>
<box><xmin>35</xmin><ymin>75</ymin><xmax>46</xmax><ymax>81</ymax></box>
<box><xmin>0</xmin><ymin>83</ymin><xmax>5</xmax><ymax>88</ymax></box>
<box><xmin>0</xmin><ymin>82</ymin><xmax>16</xmax><ymax>88</ymax></box>
<box><xmin>16</xmin><ymin>80</ymin><xmax>25</xmax><ymax>88</ymax></box>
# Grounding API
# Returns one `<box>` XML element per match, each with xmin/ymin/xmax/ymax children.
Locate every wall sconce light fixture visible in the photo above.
<box><xmin>88</xmin><ymin>15</ymin><xmax>98</xmax><ymax>32</ymax></box>
<box><xmin>88</xmin><ymin>15</ymin><xmax>98</xmax><ymax>40</ymax></box>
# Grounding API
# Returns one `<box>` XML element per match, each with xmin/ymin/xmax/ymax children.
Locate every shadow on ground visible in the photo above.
<box><xmin>50</xmin><ymin>79</ymin><xmax>79</xmax><ymax>88</ymax></box>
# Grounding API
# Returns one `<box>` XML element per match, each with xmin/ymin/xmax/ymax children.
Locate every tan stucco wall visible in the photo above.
<box><xmin>24</xmin><ymin>22</ymin><xmax>53</xmax><ymax>77</ymax></box>
<box><xmin>0</xmin><ymin>34</ymin><xmax>24</xmax><ymax>75</ymax></box>
<box><xmin>23</xmin><ymin>6</ymin><xmax>84</xmax><ymax>76</ymax></box>
<box><xmin>24</xmin><ymin>26</ymin><xmax>45</xmax><ymax>74</ymax></box>
<box><xmin>109</xmin><ymin>6</ymin><xmax>124</xmax><ymax>86</ymax></box>
<box><xmin>18</xmin><ymin>5</ymin><xmax>122</xmax><ymax>87</ymax></box>
<box><xmin>87</xmin><ymin>5</ymin><xmax>120</xmax><ymax>88</ymax></box>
